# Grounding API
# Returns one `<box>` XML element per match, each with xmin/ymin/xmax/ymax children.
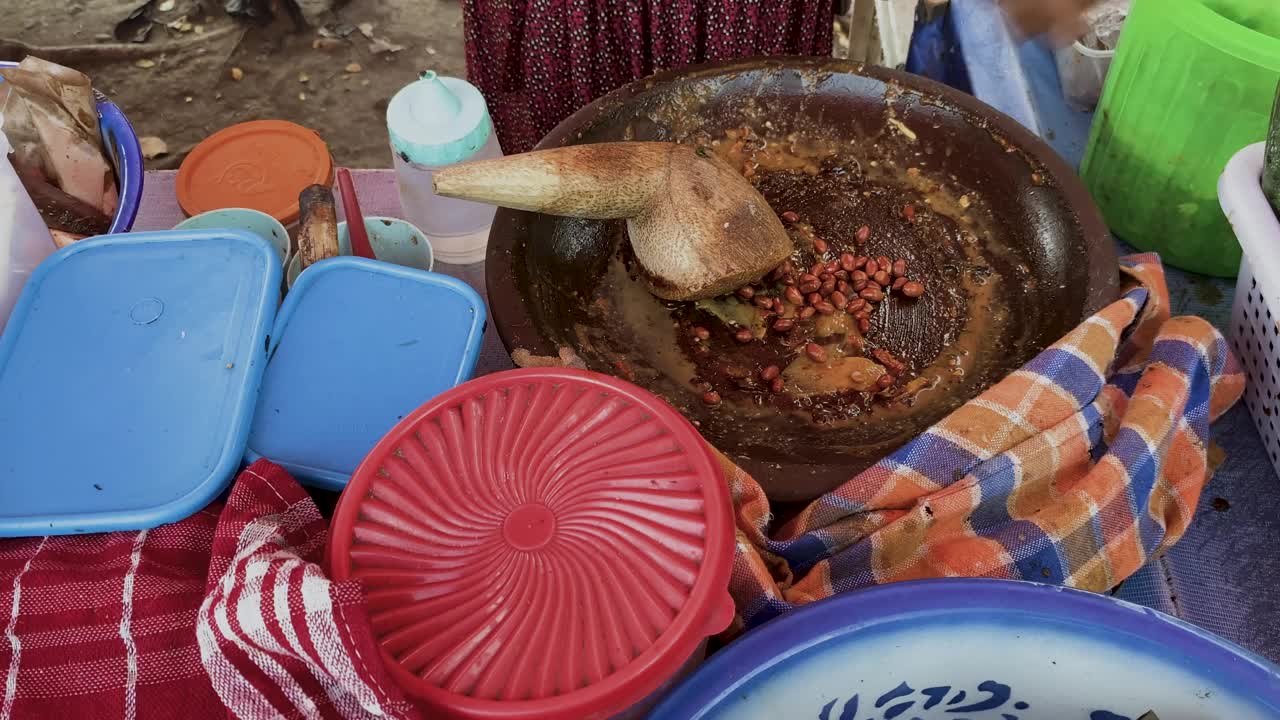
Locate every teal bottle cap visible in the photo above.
<box><xmin>386</xmin><ymin>71</ymin><xmax>493</xmax><ymax>167</ymax></box>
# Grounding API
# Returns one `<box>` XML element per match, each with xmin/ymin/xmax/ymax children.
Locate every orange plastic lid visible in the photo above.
<box><xmin>177</xmin><ymin>120</ymin><xmax>333</xmax><ymax>225</ymax></box>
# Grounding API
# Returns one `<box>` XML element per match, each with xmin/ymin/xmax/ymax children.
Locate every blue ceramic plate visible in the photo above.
<box><xmin>652</xmin><ymin>579</ymin><xmax>1280</xmax><ymax>720</ymax></box>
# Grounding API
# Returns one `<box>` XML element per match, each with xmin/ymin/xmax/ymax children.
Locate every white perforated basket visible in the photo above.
<box><xmin>1221</xmin><ymin>143</ymin><xmax>1280</xmax><ymax>476</ymax></box>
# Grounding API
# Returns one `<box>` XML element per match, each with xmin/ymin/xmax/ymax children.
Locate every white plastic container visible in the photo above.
<box><xmin>1055</xmin><ymin>41</ymin><xmax>1115</xmax><ymax>111</ymax></box>
<box><xmin>0</xmin><ymin>122</ymin><xmax>55</xmax><ymax>333</ymax></box>
<box><xmin>387</xmin><ymin>71</ymin><xmax>502</xmax><ymax>265</ymax></box>
<box><xmin>1220</xmin><ymin>142</ymin><xmax>1280</xmax><ymax>478</ymax></box>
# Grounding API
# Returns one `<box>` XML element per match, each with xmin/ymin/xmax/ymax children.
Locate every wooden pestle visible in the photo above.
<box><xmin>432</xmin><ymin>142</ymin><xmax>794</xmax><ymax>301</ymax></box>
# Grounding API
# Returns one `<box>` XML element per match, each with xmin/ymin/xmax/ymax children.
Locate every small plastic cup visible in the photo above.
<box><xmin>175</xmin><ymin>208</ymin><xmax>290</xmax><ymax>265</ymax></box>
<box><xmin>1055</xmin><ymin>41</ymin><xmax>1116</xmax><ymax>111</ymax></box>
<box><xmin>287</xmin><ymin>216</ymin><xmax>432</xmax><ymax>288</ymax></box>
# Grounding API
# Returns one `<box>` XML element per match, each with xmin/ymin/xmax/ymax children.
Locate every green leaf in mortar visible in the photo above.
<box><xmin>695</xmin><ymin>297</ymin><xmax>766</xmax><ymax>337</ymax></box>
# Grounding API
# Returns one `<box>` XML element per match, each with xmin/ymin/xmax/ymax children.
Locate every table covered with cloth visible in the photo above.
<box><xmin>0</xmin><ymin>172</ymin><xmax>1246</xmax><ymax>718</ymax></box>
<box><xmin>939</xmin><ymin>0</ymin><xmax>1280</xmax><ymax>661</ymax></box>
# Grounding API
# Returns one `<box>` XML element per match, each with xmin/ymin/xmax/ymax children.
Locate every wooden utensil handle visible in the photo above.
<box><xmin>297</xmin><ymin>184</ymin><xmax>340</xmax><ymax>270</ymax></box>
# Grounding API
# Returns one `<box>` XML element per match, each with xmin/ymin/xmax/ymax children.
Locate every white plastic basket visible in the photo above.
<box><xmin>1220</xmin><ymin>142</ymin><xmax>1280</xmax><ymax>476</ymax></box>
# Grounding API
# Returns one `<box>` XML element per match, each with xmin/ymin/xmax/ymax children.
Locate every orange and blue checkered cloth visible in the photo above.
<box><xmin>726</xmin><ymin>254</ymin><xmax>1245</xmax><ymax>631</ymax></box>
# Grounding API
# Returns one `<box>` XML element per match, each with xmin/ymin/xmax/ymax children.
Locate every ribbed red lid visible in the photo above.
<box><xmin>327</xmin><ymin>368</ymin><xmax>735</xmax><ymax>720</ymax></box>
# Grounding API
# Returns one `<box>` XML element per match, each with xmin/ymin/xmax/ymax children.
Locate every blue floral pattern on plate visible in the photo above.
<box><xmin>813</xmin><ymin>680</ymin><xmax>1145</xmax><ymax>720</ymax></box>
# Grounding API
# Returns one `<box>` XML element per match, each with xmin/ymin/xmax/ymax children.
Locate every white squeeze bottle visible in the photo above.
<box><xmin>387</xmin><ymin>70</ymin><xmax>502</xmax><ymax>264</ymax></box>
<box><xmin>0</xmin><ymin>113</ymin><xmax>54</xmax><ymax>333</ymax></box>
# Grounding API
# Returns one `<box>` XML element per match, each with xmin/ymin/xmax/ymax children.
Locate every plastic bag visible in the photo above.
<box><xmin>0</xmin><ymin>57</ymin><xmax>117</xmax><ymax>219</ymax></box>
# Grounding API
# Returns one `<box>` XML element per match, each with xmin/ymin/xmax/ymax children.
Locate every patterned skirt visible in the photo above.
<box><xmin>463</xmin><ymin>0</ymin><xmax>835</xmax><ymax>154</ymax></box>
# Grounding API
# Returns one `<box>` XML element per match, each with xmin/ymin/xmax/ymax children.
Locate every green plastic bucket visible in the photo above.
<box><xmin>1081</xmin><ymin>0</ymin><xmax>1280</xmax><ymax>277</ymax></box>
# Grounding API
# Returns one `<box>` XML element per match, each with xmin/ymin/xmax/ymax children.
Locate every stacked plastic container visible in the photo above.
<box><xmin>0</xmin><ymin>230</ymin><xmax>488</xmax><ymax>536</ymax></box>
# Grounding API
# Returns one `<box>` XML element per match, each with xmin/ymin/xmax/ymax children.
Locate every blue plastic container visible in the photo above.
<box><xmin>246</xmin><ymin>257</ymin><xmax>486</xmax><ymax>490</ymax></box>
<box><xmin>652</xmin><ymin>579</ymin><xmax>1280</xmax><ymax>719</ymax></box>
<box><xmin>0</xmin><ymin>60</ymin><xmax>144</xmax><ymax>234</ymax></box>
<box><xmin>0</xmin><ymin>230</ymin><xmax>280</xmax><ymax>537</ymax></box>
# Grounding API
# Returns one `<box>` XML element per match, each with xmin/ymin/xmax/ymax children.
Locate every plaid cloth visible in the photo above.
<box><xmin>0</xmin><ymin>460</ymin><xmax>419</xmax><ymax>720</ymax></box>
<box><xmin>725</xmin><ymin>254</ymin><xmax>1245</xmax><ymax>631</ymax></box>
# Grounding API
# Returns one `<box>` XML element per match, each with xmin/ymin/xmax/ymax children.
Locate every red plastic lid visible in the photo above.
<box><xmin>176</xmin><ymin>120</ymin><xmax>333</xmax><ymax>225</ymax></box>
<box><xmin>328</xmin><ymin>368</ymin><xmax>735</xmax><ymax>720</ymax></box>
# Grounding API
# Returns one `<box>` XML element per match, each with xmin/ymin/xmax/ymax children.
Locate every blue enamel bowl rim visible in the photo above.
<box><xmin>0</xmin><ymin>60</ymin><xmax>143</xmax><ymax>234</ymax></box>
<box><xmin>652</xmin><ymin>578</ymin><xmax>1280</xmax><ymax>718</ymax></box>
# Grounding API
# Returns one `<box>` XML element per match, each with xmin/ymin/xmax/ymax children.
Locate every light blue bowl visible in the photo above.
<box><xmin>653</xmin><ymin>579</ymin><xmax>1280</xmax><ymax>720</ymax></box>
<box><xmin>286</xmin><ymin>216</ymin><xmax>431</xmax><ymax>288</ymax></box>
<box><xmin>175</xmin><ymin>208</ymin><xmax>290</xmax><ymax>265</ymax></box>
<box><xmin>0</xmin><ymin>61</ymin><xmax>143</xmax><ymax>234</ymax></box>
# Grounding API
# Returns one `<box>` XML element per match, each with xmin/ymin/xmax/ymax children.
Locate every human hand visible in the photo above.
<box><xmin>1000</xmin><ymin>0</ymin><xmax>1096</xmax><ymax>43</ymax></box>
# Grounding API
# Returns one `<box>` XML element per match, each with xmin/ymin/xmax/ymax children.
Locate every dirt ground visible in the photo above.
<box><xmin>1</xmin><ymin>1</ymin><xmax>858</xmax><ymax>170</ymax></box>
<box><xmin>1</xmin><ymin>0</ymin><xmax>468</xmax><ymax>169</ymax></box>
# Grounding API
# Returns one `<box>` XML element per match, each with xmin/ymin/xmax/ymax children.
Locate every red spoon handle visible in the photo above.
<box><xmin>338</xmin><ymin>168</ymin><xmax>376</xmax><ymax>259</ymax></box>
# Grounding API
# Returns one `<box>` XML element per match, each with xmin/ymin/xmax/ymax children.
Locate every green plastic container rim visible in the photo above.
<box><xmin>1159</xmin><ymin>0</ymin><xmax>1280</xmax><ymax>69</ymax></box>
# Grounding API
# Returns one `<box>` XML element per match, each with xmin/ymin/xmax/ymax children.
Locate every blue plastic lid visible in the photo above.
<box><xmin>246</xmin><ymin>257</ymin><xmax>486</xmax><ymax>490</ymax></box>
<box><xmin>0</xmin><ymin>230</ymin><xmax>281</xmax><ymax>537</ymax></box>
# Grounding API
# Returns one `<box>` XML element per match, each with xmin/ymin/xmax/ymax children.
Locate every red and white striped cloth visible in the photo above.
<box><xmin>0</xmin><ymin>460</ymin><xmax>420</xmax><ymax>720</ymax></box>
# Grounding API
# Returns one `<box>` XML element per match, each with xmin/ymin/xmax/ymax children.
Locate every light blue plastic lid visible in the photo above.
<box><xmin>0</xmin><ymin>230</ymin><xmax>281</xmax><ymax>537</ymax></box>
<box><xmin>386</xmin><ymin>70</ymin><xmax>493</xmax><ymax>167</ymax></box>
<box><xmin>246</xmin><ymin>257</ymin><xmax>486</xmax><ymax>490</ymax></box>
